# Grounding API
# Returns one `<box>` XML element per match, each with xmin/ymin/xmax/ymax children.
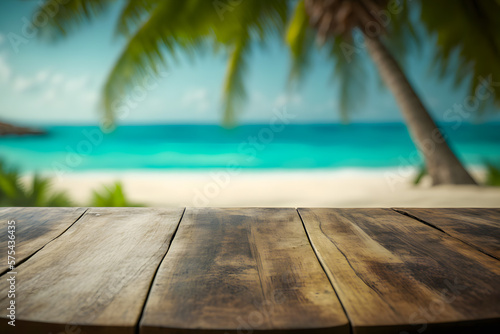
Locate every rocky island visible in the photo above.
<box><xmin>0</xmin><ymin>121</ymin><xmax>45</xmax><ymax>136</ymax></box>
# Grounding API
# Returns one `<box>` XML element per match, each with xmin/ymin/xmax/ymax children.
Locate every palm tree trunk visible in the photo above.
<box><xmin>364</xmin><ymin>35</ymin><xmax>476</xmax><ymax>185</ymax></box>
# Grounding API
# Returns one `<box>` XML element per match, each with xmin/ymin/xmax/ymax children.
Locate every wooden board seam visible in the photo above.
<box><xmin>300</xmin><ymin>209</ymin><xmax>405</xmax><ymax>320</ymax></box>
<box><xmin>392</xmin><ymin>208</ymin><xmax>446</xmax><ymax>232</ymax></box>
<box><xmin>296</xmin><ymin>208</ymin><xmax>354</xmax><ymax>333</ymax></box>
<box><xmin>0</xmin><ymin>208</ymin><xmax>89</xmax><ymax>277</ymax></box>
<box><xmin>299</xmin><ymin>208</ymin><xmax>500</xmax><ymax>332</ymax></box>
<box><xmin>392</xmin><ymin>208</ymin><xmax>500</xmax><ymax>262</ymax></box>
<box><xmin>136</xmin><ymin>207</ymin><xmax>186</xmax><ymax>333</ymax></box>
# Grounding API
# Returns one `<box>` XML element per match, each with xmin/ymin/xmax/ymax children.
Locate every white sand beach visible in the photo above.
<box><xmin>41</xmin><ymin>168</ymin><xmax>500</xmax><ymax>207</ymax></box>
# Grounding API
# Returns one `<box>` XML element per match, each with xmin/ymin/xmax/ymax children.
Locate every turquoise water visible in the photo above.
<box><xmin>1</xmin><ymin>123</ymin><xmax>499</xmax><ymax>172</ymax></box>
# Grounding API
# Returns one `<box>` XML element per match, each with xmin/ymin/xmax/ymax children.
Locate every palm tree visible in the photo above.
<box><xmin>287</xmin><ymin>0</ymin><xmax>477</xmax><ymax>185</ymax></box>
<box><xmin>37</xmin><ymin>0</ymin><xmax>499</xmax><ymax>184</ymax></box>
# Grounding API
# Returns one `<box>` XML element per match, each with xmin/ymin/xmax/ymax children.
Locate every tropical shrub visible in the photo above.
<box><xmin>90</xmin><ymin>182</ymin><xmax>143</xmax><ymax>207</ymax></box>
<box><xmin>485</xmin><ymin>163</ymin><xmax>500</xmax><ymax>187</ymax></box>
<box><xmin>0</xmin><ymin>161</ymin><xmax>142</xmax><ymax>207</ymax></box>
<box><xmin>0</xmin><ymin>160</ymin><xmax>73</xmax><ymax>206</ymax></box>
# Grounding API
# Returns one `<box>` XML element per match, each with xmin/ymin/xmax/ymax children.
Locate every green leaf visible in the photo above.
<box><xmin>485</xmin><ymin>162</ymin><xmax>500</xmax><ymax>187</ymax></box>
<box><xmin>420</xmin><ymin>0</ymin><xmax>500</xmax><ymax>114</ymax></box>
<box><xmin>90</xmin><ymin>181</ymin><xmax>143</xmax><ymax>207</ymax></box>
<box><xmin>38</xmin><ymin>0</ymin><xmax>116</xmax><ymax>40</ymax></box>
<box><xmin>286</xmin><ymin>0</ymin><xmax>315</xmax><ymax>86</ymax></box>
<box><xmin>0</xmin><ymin>160</ymin><xmax>73</xmax><ymax>207</ymax></box>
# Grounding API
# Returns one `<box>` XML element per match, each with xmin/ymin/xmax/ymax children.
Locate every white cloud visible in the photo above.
<box><xmin>0</xmin><ymin>54</ymin><xmax>11</xmax><ymax>83</ymax></box>
<box><xmin>81</xmin><ymin>90</ymin><xmax>98</xmax><ymax>104</ymax></box>
<box><xmin>250</xmin><ymin>90</ymin><xmax>266</xmax><ymax>104</ymax></box>
<box><xmin>13</xmin><ymin>76</ymin><xmax>32</xmax><ymax>92</ymax></box>
<box><xmin>41</xmin><ymin>88</ymin><xmax>57</xmax><ymax>102</ymax></box>
<box><xmin>36</xmin><ymin>70</ymin><xmax>50</xmax><ymax>82</ymax></box>
<box><xmin>38</xmin><ymin>76</ymin><xmax>96</xmax><ymax>105</ymax></box>
<box><xmin>244</xmin><ymin>91</ymin><xmax>303</xmax><ymax>120</ymax></box>
<box><xmin>50</xmin><ymin>73</ymin><xmax>64</xmax><ymax>85</ymax></box>
<box><xmin>19</xmin><ymin>71</ymin><xmax>99</xmax><ymax>118</ymax></box>
<box><xmin>274</xmin><ymin>93</ymin><xmax>302</xmax><ymax>107</ymax></box>
<box><xmin>181</xmin><ymin>88</ymin><xmax>211</xmax><ymax>112</ymax></box>
<box><xmin>65</xmin><ymin>76</ymin><xmax>89</xmax><ymax>92</ymax></box>
<box><xmin>0</xmin><ymin>53</ymin><xmax>101</xmax><ymax>123</ymax></box>
<box><xmin>13</xmin><ymin>69</ymin><xmax>51</xmax><ymax>93</ymax></box>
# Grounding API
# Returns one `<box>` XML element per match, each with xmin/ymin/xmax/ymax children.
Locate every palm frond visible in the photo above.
<box><xmin>37</xmin><ymin>0</ymin><xmax>116</xmax><ymax>40</ymax></box>
<box><xmin>222</xmin><ymin>36</ymin><xmax>249</xmax><ymax>126</ymax></box>
<box><xmin>115</xmin><ymin>0</ymin><xmax>160</xmax><ymax>37</ymax></box>
<box><xmin>38</xmin><ymin>0</ymin><xmax>288</xmax><ymax>125</ymax></box>
<box><xmin>327</xmin><ymin>34</ymin><xmax>368</xmax><ymax>121</ymax></box>
<box><xmin>384</xmin><ymin>0</ymin><xmax>421</xmax><ymax>64</ymax></box>
<box><xmin>103</xmin><ymin>0</ymin><xmax>287</xmax><ymax>126</ymax></box>
<box><xmin>101</xmin><ymin>0</ymin><xmax>209</xmax><ymax>125</ymax></box>
<box><xmin>218</xmin><ymin>0</ymin><xmax>287</xmax><ymax>126</ymax></box>
<box><xmin>420</xmin><ymin>0</ymin><xmax>500</xmax><ymax>113</ymax></box>
<box><xmin>286</xmin><ymin>0</ymin><xmax>316</xmax><ymax>86</ymax></box>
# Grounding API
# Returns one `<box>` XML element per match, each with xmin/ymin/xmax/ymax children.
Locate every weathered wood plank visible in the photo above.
<box><xmin>299</xmin><ymin>208</ymin><xmax>500</xmax><ymax>334</ymax></box>
<box><xmin>0</xmin><ymin>207</ymin><xmax>86</xmax><ymax>274</ymax></box>
<box><xmin>0</xmin><ymin>208</ymin><xmax>184</xmax><ymax>334</ymax></box>
<box><xmin>395</xmin><ymin>208</ymin><xmax>500</xmax><ymax>259</ymax></box>
<box><xmin>140</xmin><ymin>208</ymin><xmax>349</xmax><ymax>334</ymax></box>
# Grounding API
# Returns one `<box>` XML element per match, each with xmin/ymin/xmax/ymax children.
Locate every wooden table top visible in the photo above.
<box><xmin>0</xmin><ymin>207</ymin><xmax>499</xmax><ymax>334</ymax></box>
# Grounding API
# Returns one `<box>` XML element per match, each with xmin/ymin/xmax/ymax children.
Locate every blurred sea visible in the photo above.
<box><xmin>1</xmin><ymin>123</ymin><xmax>499</xmax><ymax>172</ymax></box>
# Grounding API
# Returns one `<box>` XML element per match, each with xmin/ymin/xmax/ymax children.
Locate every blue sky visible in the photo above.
<box><xmin>0</xmin><ymin>0</ymin><xmax>498</xmax><ymax>125</ymax></box>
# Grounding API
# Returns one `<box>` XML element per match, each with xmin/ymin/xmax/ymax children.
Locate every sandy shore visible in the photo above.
<box><xmin>37</xmin><ymin>168</ymin><xmax>500</xmax><ymax>207</ymax></box>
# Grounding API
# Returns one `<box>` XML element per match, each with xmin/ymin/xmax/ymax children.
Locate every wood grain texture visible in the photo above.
<box><xmin>299</xmin><ymin>208</ymin><xmax>500</xmax><ymax>334</ymax></box>
<box><xmin>0</xmin><ymin>207</ymin><xmax>86</xmax><ymax>273</ymax></box>
<box><xmin>0</xmin><ymin>208</ymin><xmax>184</xmax><ymax>334</ymax></box>
<box><xmin>140</xmin><ymin>208</ymin><xmax>349</xmax><ymax>334</ymax></box>
<box><xmin>395</xmin><ymin>208</ymin><xmax>500</xmax><ymax>259</ymax></box>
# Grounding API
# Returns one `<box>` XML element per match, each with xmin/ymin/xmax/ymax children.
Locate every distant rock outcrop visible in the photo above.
<box><xmin>0</xmin><ymin>121</ymin><xmax>46</xmax><ymax>136</ymax></box>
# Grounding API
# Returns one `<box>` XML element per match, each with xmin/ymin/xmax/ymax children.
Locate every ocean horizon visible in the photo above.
<box><xmin>1</xmin><ymin>123</ymin><xmax>499</xmax><ymax>172</ymax></box>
